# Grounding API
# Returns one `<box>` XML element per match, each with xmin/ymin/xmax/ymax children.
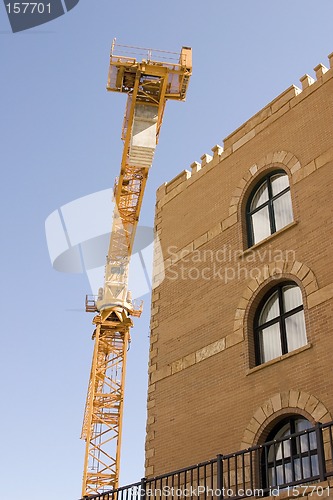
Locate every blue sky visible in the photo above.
<box><xmin>1</xmin><ymin>1</ymin><xmax>333</xmax><ymax>498</ymax></box>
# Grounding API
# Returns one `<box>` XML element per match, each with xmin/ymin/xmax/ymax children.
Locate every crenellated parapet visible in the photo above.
<box><xmin>158</xmin><ymin>52</ymin><xmax>333</xmax><ymax>205</ymax></box>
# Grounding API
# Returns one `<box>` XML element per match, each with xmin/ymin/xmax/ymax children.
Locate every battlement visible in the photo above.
<box><xmin>157</xmin><ymin>52</ymin><xmax>333</xmax><ymax>205</ymax></box>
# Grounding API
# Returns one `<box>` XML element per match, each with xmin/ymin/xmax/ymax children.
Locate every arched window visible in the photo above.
<box><xmin>247</xmin><ymin>171</ymin><xmax>293</xmax><ymax>246</ymax></box>
<box><xmin>263</xmin><ymin>416</ymin><xmax>318</xmax><ymax>489</ymax></box>
<box><xmin>254</xmin><ymin>282</ymin><xmax>307</xmax><ymax>365</ymax></box>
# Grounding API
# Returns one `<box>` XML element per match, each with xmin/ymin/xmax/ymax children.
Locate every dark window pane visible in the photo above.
<box><xmin>251</xmin><ymin>206</ymin><xmax>271</xmax><ymax>244</ymax></box>
<box><xmin>250</xmin><ymin>181</ymin><xmax>269</xmax><ymax>210</ymax></box>
<box><xmin>259</xmin><ymin>323</ymin><xmax>282</xmax><ymax>363</ymax></box>
<box><xmin>273</xmin><ymin>191</ymin><xmax>293</xmax><ymax>231</ymax></box>
<box><xmin>271</xmin><ymin>173</ymin><xmax>290</xmax><ymax>196</ymax></box>
<box><xmin>297</xmin><ymin>421</ymin><xmax>317</xmax><ymax>452</ymax></box>
<box><xmin>259</xmin><ymin>290</ymin><xmax>280</xmax><ymax>325</ymax></box>
<box><xmin>285</xmin><ymin>311</ymin><xmax>307</xmax><ymax>352</ymax></box>
<box><xmin>283</xmin><ymin>285</ymin><xmax>303</xmax><ymax>312</ymax></box>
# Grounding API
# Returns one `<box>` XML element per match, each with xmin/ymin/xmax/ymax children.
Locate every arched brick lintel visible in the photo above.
<box><xmin>241</xmin><ymin>391</ymin><xmax>332</xmax><ymax>450</ymax></box>
<box><xmin>228</xmin><ymin>150</ymin><xmax>301</xmax><ymax>217</ymax></box>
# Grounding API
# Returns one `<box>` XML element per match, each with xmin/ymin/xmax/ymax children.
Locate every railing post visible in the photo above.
<box><xmin>140</xmin><ymin>477</ymin><xmax>146</xmax><ymax>500</ymax></box>
<box><xmin>217</xmin><ymin>454</ymin><xmax>224</xmax><ymax>500</ymax></box>
<box><xmin>315</xmin><ymin>422</ymin><xmax>326</xmax><ymax>482</ymax></box>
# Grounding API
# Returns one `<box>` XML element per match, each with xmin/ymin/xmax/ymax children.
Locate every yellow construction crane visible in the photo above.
<box><xmin>81</xmin><ymin>40</ymin><xmax>192</xmax><ymax>497</ymax></box>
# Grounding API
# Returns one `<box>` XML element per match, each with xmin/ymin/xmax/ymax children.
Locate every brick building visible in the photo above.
<box><xmin>145</xmin><ymin>52</ymin><xmax>333</xmax><ymax>497</ymax></box>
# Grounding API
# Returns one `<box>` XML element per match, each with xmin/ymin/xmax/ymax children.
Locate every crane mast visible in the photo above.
<box><xmin>81</xmin><ymin>41</ymin><xmax>192</xmax><ymax>498</ymax></box>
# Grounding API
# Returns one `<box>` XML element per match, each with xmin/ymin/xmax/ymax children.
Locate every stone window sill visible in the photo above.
<box><xmin>246</xmin><ymin>343</ymin><xmax>312</xmax><ymax>375</ymax></box>
<box><xmin>241</xmin><ymin>221</ymin><xmax>299</xmax><ymax>257</ymax></box>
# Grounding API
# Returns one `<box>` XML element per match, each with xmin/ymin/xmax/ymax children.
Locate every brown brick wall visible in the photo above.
<box><xmin>145</xmin><ymin>61</ymin><xmax>333</xmax><ymax>478</ymax></box>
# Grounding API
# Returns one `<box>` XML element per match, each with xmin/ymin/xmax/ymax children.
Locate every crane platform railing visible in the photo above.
<box><xmin>110</xmin><ymin>40</ymin><xmax>182</xmax><ymax>64</ymax></box>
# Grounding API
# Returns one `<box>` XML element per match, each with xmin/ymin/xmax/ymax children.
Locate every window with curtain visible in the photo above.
<box><xmin>263</xmin><ymin>417</ymin><xmax>318</xmax><ymax>489</ymax></box>
<box><xmin>254</xmin><ymin>283</ymin><xmax>307</xmax><ymax>365</ymax></box>
<box><xmin>247</xmin><ymin>171</ymin><xmax>293</xmax><ymax>246</ymax></box>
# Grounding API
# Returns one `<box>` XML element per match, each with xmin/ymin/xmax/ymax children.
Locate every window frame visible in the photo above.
<box><xmin>262</xmin><ymin>416</ymin><xmax>318</xmax><ymax>490</ymax></box>
<box><xmin>254</xmin><ymin>282</ymin><xmax>305</xmax><ymax>366</ymax></box>
<box><xmin>246</xmin><ymin>169</ymin><xmax>292</xmax><ymax>247</ymax></box>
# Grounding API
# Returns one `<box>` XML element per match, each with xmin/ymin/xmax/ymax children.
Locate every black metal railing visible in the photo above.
<box><xmin>81</xmin><ymin>421</ymin><xmax>333</xmax><ymax>500</ymax></box>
